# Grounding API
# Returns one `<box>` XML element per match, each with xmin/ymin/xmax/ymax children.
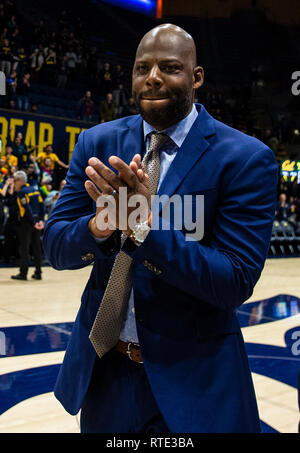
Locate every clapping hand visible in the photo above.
<box><xmin>85</xmin><ymin>154</ymin><xmax>150</xmax><ymax>239</ymax></box>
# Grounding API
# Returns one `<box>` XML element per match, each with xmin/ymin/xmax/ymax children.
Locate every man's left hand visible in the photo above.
<box><xmin>85</xmin><ymin>155</ymin><xmax>151</xmax><ymax>237</ymax></box>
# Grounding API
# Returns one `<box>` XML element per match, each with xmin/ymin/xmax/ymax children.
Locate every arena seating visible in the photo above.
<box><xmin>270</xmin><ymin>220</ymin><xmax>300</xmax><ymax>257</ymax></box>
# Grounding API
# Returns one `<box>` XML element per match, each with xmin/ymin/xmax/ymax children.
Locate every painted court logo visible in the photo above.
<box><xmin>0</xmin><ymin>71</ymin><xmax>5</xmax><ymax>95</ymax></box>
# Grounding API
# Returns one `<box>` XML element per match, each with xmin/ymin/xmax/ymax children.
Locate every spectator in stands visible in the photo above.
<box><xmin>294</xmin><ymin>197</ymin><xmax>300</xmax><ymax>222</ymax></box>
<box><xmin>100</xmin><ymin>92</ymin><xmax>116</xmax><ymax>123</ymax></box>
<box><xmin>9</xmin><ymin>132</ymin><xmax>35</xmax><ymax>169</ymax></box>
<box><xmin>77</xmin><ymin>90</ymin><xmax>94</xmax><ymax>122</ymax></box>
<box><xmin>99</xmin><ymin>62</ymin><xmax>112</xmax><ymax>96</ymax></box>
<box><xmin>113</xmin><ymin>64</ymin><xmax>125</xmax><ymax>89</ymax></box>
<box><xmin>11</xmin><ymin>170</ymin><xmax>45</xmax><ymax>281</ymax></box>
<box><xmin>36</xmin><ymin>144</ymin><xmax>69</xmax><ymax>172</ymax></box>
<box><xmin>7</xmin><ymin>164</ymin><xmax>16</xmax><ymax>177</ymax></box>
<box><xmin>7</xmin><ymin>14</ymin><xmax>17</xmax><ymax>31</ymax></box>
<box><xmin>2</xmin><ymin>175</ymin><xmax>18</xmax><ymax>264</ymax></box>
<box><xmin>288</xmin><ymin>195</ymin><xmax>297</xmax><ymax>224</ymax></box>
<box><xmin>16</xmin><ymin>72</ymin><xmax>30</xmax><ymax>111</ymax></box>
<box><xmin>75</xmin><ymin>45</ymin><xmax>84</xmax><ymax>75</ymax></box>
<box><xmin>5</xmin><ymin>70</ymin><xmax>17</xmax><ymax>107</ymax></box>
<box><xmin>44</xmin><ymin>47</ymin><xmax>57</xmax><ymax>83</ymax></box>
<box><xmin>0</xmin><ymin>177</ymin><xmax>12</xmax><ymax>234</ymax></box>
<box><xmin>67</xmin><ymin>32</ymin><xmax>79</xmax><ymax>49</ymax></box>
<box><xmin>44</xmin><ymin>178</ymin><xmax>66</xmax><ymax>215</ymax></box>
<box><xmin>30</xmin><ymin>103</ymin><xmax>39</xmax><ymax>114</ymax></box>
<box><xmin>0</xmin><ymin>176</ymin><xmax>13</xmax><ymax>197</ymax></box>
<box><xmin>3</xmin><ymin>145</ymin><xmax>18</xmax><ymax>172</ymax></box>
<box><xmin>34</xmin><ymin>49</ymin><xmax>45</xmax><ymax>82</ymax></box>
<box><xmin>10</xmin><ymin>27</ymin><xmax>22</xmax><ymax>50</ymax></box>
<box><xmin>0</xmin><ymin>157</ymin><xmax>8</xmax><ymax>182</ymax></box>
<box><xmin>112</xmin><ymin>83</ymin><xmax>128</xmax><ymax>118</ymax></box>
<box><xmin>65</xmin><ymin>46</ymin><xmax>77</xmax><ymax>78</ymax></box>
<box><xmin>94</xmin><ymin>51</ymin><xmax>103</xmax><ymax>80</ymax></box>
<box><xmin>39</xmin><ymin>174</ymin><xmax>53</xmax><ymax>200</ymax></box>
<box><xmin>0</xmin><ymin>38</ymin><xmax>12</xmax><ymax>76</ymax></box>
<box><xmin>29</xmin><ymin>46</ymin><xmax>44</xmax><ymax>82</ymax></box>
<box><xmin>12</xmin><ymin>47</ymin><xmax>28</xmax><ymax>77</ymax></box>
<box><xmin>10</xmin><ymin>135</ymin><xmax>28</xmax><ymax>168</ymax></box>
<box><xmin>0</xmin><ymin>174</ymin><xmax>14</xmax><ymax>235</ymax></box>
<box><xmin>26</xmin><ymin>162</ymin><xmax>40</xmax><ymax>190</ymax></box>
<box><xmin>56</xmin><ymin>55</ymin><xmax>68</xmax><ymax>89</ymax></box>
<box><xmin>0</xmin><ymin>27</ymin><xmax>8</xmax><ymax>47</ymax></box>
<box><xmin>275</xmin><ymin>193</ymin><xmax>292</xmax><ymax>222</ymax></box>
<box><xmin>122</xmin><ymin>96</ymin><xmax>138</xmax><ymax>117</ymax></box>
<box><xmin>41</xmin><ymin>156</ymin><xmax>53</xmax><ymax>179</ymax></box>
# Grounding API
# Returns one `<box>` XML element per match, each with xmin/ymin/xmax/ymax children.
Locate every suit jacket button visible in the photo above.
<box><xmin>81</xmin><ymin>252</ymin><xmax>95</xmax><ymax>261</ymax></box>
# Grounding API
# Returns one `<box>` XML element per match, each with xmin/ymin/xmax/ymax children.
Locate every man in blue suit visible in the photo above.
<box><xmin>43</xmin><ymin>24</ymin><xmax>278</xmax><ymax>433</ymax></box>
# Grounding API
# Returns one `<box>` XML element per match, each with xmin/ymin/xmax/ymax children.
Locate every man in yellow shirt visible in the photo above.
<box><xmin>36</xmin><ymin>144</ymin><xmax>69</xmax><ymax>171</ymax></box>
<box><xmin>3</xmin><ymin>145</ymin><xmax>18</xmax><ymax>171</ymax></box>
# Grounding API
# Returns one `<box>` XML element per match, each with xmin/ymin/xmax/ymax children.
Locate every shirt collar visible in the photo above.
<box><xmin>143</xmin><ymin>103</ymin><xmax>198</xmax><ymax>149</ymax></box>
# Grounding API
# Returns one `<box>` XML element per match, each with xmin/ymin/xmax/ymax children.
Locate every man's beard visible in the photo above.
<box><xmin>134</xmin><ymin>90</ymin><xmax>193</xmax><ymax>129</ymax></box>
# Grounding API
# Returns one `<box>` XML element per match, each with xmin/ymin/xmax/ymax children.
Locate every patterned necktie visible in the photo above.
<box><xmin>89</xmin><ymin>132</ymin><xmax>169</xmax><ymax>358</ymax></box>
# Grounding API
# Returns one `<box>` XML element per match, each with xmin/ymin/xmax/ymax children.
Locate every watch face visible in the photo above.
<box><xmin>133</xmin><ymin>222</ymin><xmax>150</xmax><ymax>243</ymax></box>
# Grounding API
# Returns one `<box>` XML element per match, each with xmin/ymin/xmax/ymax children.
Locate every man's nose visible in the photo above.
<box><xmin>146</xmin><ymin>65</ymin><xmax>163</xmax><ymax>88</ymax></box>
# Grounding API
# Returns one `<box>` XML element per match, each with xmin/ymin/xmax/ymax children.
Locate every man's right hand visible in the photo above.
<box><xmin>85</xmin><ymin>154</ymin><xmax>148</xmax><ymax>239</ymax></box>
<box><xmin>88</xmin><ymin>213</ymin><xmax>114</xmax><ymax>239</ymax></box>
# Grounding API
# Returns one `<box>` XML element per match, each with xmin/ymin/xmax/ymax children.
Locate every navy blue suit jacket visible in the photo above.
<box><xmin>43</xmin><ymin>104</ymin><xmax>278</xmax><ymax>433</ymax></box>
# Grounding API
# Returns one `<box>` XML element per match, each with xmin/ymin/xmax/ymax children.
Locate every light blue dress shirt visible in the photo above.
<box><xmin>119</xmin><ymin>104</ymin><xmax>198</xmax><ymax>343</ymax></box>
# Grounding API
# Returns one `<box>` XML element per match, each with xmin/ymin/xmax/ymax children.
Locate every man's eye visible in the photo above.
<box><xmin>137</xmin><ymin>65</ymin><xmax>148</xmax><ymax>73</ymax></box>
<box><xmin>162</xmin><ymin>65</ymin><xmax>180</xmax><ymax>73</ymax></box>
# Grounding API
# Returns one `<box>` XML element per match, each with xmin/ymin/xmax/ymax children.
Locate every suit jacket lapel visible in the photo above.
<box><xmin>116</xmin><ymin>115</ymin><xmax>144</xmax><ymax>164</ymax></box>
<box><xmin>115</xmin><ymin>106</ymin><xmax>216</xmax><ymax>210</ymax></box>
<box><xmin>157</xmin><ymin>104</ymin><xmax>216</xmax><ymax>200</ymax></box>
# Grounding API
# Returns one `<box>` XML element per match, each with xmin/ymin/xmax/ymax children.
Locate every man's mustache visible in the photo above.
<box><xmin>138</xmin><ymin>91</ymin><xmax>169</xmax><ymax>99</ymax></box>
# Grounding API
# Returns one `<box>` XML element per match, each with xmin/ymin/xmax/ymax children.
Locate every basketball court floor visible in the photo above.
<box><xmin>0</xmin><ymin>257</ymin><xmax>299</xmax><ymax>433</ymax></box>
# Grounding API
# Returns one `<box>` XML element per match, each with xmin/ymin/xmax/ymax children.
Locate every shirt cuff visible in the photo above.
<box><xmin>92</xmin><ymin>232</ymin><xmax>114</xmax><ymax>244</ymax></box>
<box><xmin>91</xmin><ymin>230</ymin><xmax>121</xmax><ymax>256</ymax></box>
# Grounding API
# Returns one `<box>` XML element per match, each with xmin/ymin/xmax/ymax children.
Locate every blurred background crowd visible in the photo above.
<box><xmin>1</xmin><ymin>0</ymin><xmax>300</xmax><ymax>269</ymax></box>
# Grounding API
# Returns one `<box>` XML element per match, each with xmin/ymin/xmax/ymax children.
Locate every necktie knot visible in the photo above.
<box><xmin>148</xmin><ymin>132</ymin><xmax>170</xmax><ymax>154</ymax></box>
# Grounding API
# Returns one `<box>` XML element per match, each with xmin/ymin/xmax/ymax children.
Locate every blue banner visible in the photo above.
<box><xmin>0</xmin><ymin>108</ymin><xmax>95</xmax><ymax>163</ymax></box>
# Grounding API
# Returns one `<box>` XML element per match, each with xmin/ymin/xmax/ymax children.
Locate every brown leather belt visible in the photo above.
<box><xmin>116</xmin><ymin>340</ymin><xmax>143</xmax><ymax>364</ymax></box>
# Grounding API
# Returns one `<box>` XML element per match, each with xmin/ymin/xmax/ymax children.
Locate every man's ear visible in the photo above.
<box><xmin>193</xmin><ymin>66</ymin><xmax>204</xmax><ymax>90</ymax></box>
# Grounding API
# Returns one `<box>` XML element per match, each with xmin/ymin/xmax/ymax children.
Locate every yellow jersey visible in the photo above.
<box><xmin>37</xmin><ymin>152</ymin><xmax>59</xmax><ymax>170</ymax></box>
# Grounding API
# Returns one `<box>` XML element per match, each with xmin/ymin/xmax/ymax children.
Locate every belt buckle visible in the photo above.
<box><xmin>126</xmin><ymin>342</ymin><xmax>143</xmax><ymax>364</ymax></box>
